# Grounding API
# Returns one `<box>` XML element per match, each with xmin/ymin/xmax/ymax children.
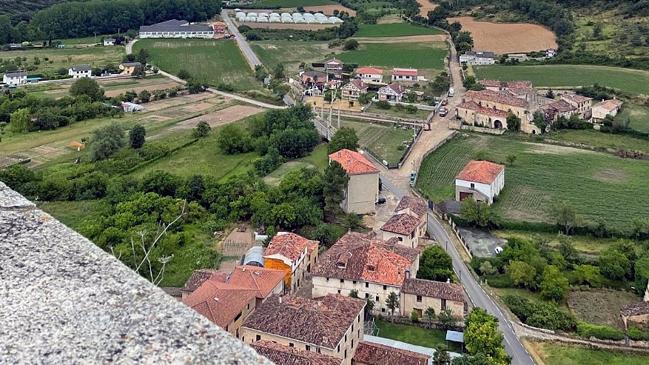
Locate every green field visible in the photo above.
<box><xmin>375</xmin><ymin>319</ymin><xmax>461</xmax><ymax>351</ymax></box>
<box><xmin>0</xmin><ymin>46</ymin><xmax>124</xmax><ymax>77</ymax></box>
<box><xmin>416</xmin><ymin>133</ymin><xmax>649</xmax><ymax>232</ymax></box>
<box><xmin>251</xmin><ymin>41</ymin><xmax>334</xmax><ymax>73</ymax></box>
<box><xmin>529</xmin><ymin>341</ymin><xmax>649</xmax><ymax>365</ymax></box>
<box><xmin>341</xmin><ymin>119</ymin><xmax>416</xmax><ymax>166</ymax></box>
<box><xmin>355</xmin><ymin>22</ymin><xmax>443</xmax><ymax>37</ymax></box>
<box><xmin>134</xmin><ymin>39</ymin><xmax>258</xmax><ymax>91</ymax></box>
<box><xmin>614</xmin><ymin>102</ymin><xmax>649</xmax><ymax>133</ymax></box>
<box><xmin>474</xmin><ymin>65</ymin><xmax>649</xmax><ymax>95</ymax></box>
<box><xmin>547</xmin><ymin>130</ymin><xmax>649</xmax><ymax>155</ymax></box>
<box><xmin>365</xmin><ymin>103</ymin><xmax>431</xmax><ymax>119</ymax></box>
<box><xmin>338</xmin><ymin>42</ymin><xmax>447</xmax><ymax>72</ymax></box>
<box><xmin>263</xmin><ymin>144</ymin><xmax>329</xmax><ymax>185</ymax></box>
<box><xmin>493</xmin><ymin>230</ymin><xmax>622</xmax><ymax>256</ymax></box>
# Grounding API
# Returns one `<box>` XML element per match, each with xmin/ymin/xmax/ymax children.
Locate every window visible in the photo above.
<box><xmin>352</xmin><ymin>324</ymin><xmax>354</xmax><ymax>331</ymax></box>
<box><xmin>376</xmin><ymin>296</ymin><xmax>379</xmax><ymax>302</ymax></box>
<box><xmin>242</xmin><ymin>337</ymin><xmax>245</xmax><ymax>342</ymax></box>
<box><xmin>306</xmin><ymin>345</ymin><xmax>310</xmax><ymax>351</ymax></box>
<box><xmin>353</xmin><ymin>280</ymin><xmax>357</xmax><ymax>285</ymax></box>
<box><xmin>417</xmin><ymin>295</ymin><xmax>422</xmax><ymax>302</ymax></box>
<box><xmin>340</xmin><ymin>279</ymin><xmax>344</xmax><ymax>283</ymax></box>
<box><xmin>441</xmin><ymin>299</ymin><xmax>447</xmax><ymax>310</ymax></box>
<box><xmin>383</xmin><ymin>285</ymin><xmax>387</xmax><ymax>290</ymax></box>
<box><xmin>470</xmin><ymin>183</ymin><xmax>475</xmax><ymax>189</ymax></box>
<box><xmin>365</xmin><ymin>293</ymin><xmax>369</xmax><ymax>299</ymax></box>
<box><xmin>382</xmin><ymin>308</ymin><xmax>386</xmax><ymax>313</ymax></box>
<box><xmin>345</xmin><ymin>334</ymin><xmax>347</xmax><ymax>342</ymax></box>
<box><xmin>398</xmin><ymin>237</ymin><xmax>403</xmax><ymax>241</ymax></box>
<box><xmin>365</xmin><ymin>282</ymin><xmax>369</xmax><ymax>288</ymax></box>
<box><xmin>326</xmin><ymin>277</ymin><xmax>329</xmax><ymax>282</ymax></box>
<box><xmin>338</xmin><ymin>290</ymin><xmax>341</xmax><ymax>294</ymax></box>
<box><xmin>337</xmin><ymin>345</ymin><xmax>340</xmax><ymax>352</ymax></box>
<box><xmin>317</xmin><ymin>348</ymin><xmax>321</xmax><ymax>354</ymax></box>
<box><xmin>256</xmin><ymin>335</ymin><xmax>261</xmax><ymax>341</ymax></box>
<box><xmin>234</xmin><ymin>312</ymin><xmax>242</xmax><ymax>321</ymax></box>
<box><xmin>345</xmin><ymin>349</ymin><xmax>347</xmax><ymax>359</ymax></box>
<box><xmin>289</xmin><ymin>343</ymin><xmax>294</xmax><ymax>348</ymax></box>
<box><xmin>351</xmin><ymin>339</ymin><xmax>354</xmax><ymax>348</ymax></box>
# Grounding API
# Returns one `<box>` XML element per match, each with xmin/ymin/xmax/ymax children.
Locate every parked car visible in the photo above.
<box><xmin>438</xmin><ymin>108</ymin><xmax>448</xmax><ymax>117</ymax></box>
<box><xmin>441</xmin><ymin>99</ymin><xmax>448</xmax><ymax>106</ymax></box>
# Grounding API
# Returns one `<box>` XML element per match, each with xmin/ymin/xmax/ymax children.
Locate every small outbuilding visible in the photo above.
<box><xmin>455</xmin><ymin>160</ymin><xmax>505</xmax><ymax>205</ymax></box>
<box><xmin>243</xmin><ymin>246</ymin><xmax>265</xmax><ymax>267</ymax></box>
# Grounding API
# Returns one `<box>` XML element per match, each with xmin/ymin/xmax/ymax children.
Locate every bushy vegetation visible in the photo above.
<box><xmin>503</xmin><ymin>295</ymin><xmax>576</xmax><ymax>331</ymax></box>
<box><xmin>576</xmin><ymin>322</ymin><xmax>625</xmax><ymax>341</ymax></box>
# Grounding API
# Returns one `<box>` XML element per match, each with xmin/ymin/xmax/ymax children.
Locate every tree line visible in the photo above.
<box><xmin>0</xmin><ymin>0</ymin><xmax>222</xmax><ymax>44</ymax></box>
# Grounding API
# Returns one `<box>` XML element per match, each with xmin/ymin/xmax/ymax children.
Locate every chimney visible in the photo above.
<box><xmin>278</xmin><ymin>296</ymin><xmax>282</xmax><ymax>304</ymax></box>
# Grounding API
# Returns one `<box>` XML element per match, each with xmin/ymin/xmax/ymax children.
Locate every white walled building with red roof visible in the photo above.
<box><xmin>455</xmin><ymin>160</ymin><xmax>505</xmax><ymax>204</ymax></box>
<box><xmin>355</xmin><ymin>66</ymin><xmax>384</xmax><ymax>83</ymax></box>
<box><xmin>329</xmin><ymin>149</ymin><xmax>380</xmax><ymax>214</ymax></box>
<box><xmin>391</xmin><ymin>68</ymin><xmax>419</xmax><ymax>82</ymax></box>
<box><xmin>264</xmin><ymin>232</ymin><xmax>319</xmax><ymax>293</ymax></box>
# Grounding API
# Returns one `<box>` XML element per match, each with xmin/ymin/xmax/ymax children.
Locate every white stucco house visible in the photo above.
<box><xmin>355</xmin><ymin>66</ymin><xmax>384</xmax><ymax>83</ymax></box>
<box><xmin>3</xmin><ymin>71</ymin><xmax>27</xmax><ymax>87</ymax></box>
<box><xmin>592</xmin><ymin>99</ymin><xmax>624</xmax><ymax>121</ymax></box>
<box><xmin>103</xmin><ymin>38</ymin><xmax>116</xmax><ymax>46</ymax></box>
<box><xmin>455</xmin><ymin>160</ymin><xmax>505</xmax><ymax>205</ymax></box>
<box><xmin>68</xmin><ymin>65</ymin><xmax>92</xmax><ymax>78</ymax></box>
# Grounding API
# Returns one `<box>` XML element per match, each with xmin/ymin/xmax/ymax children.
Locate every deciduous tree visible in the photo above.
<box><xmin>418</xmin><ymin>245</ymin><xmax>454</xmax><ymax>282</ymax></box>
<box><xmin>540</xmin><ymin>265</ymin><xmax>569</xmax><ymax>301</ymax></box>
<box><xmin>129</xmin><ymin>124</ymin><xmax>146</xmax><ymax>149</ymax></box>
<box><xmin>328</xmin><ymin>127</ymin><xmax>359</xmax><ymax>153</ymax></box>
<box><xmin>385</xmin><ymin>291</ymin><xmax>400</xmax><ymax>320</ymax></box>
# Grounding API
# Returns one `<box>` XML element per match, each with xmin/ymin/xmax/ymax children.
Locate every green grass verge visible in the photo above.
<box><xmin>547</xmin><ymin>130</ymin><xmax>649</xmax><ymax>155</ymax></box>
<box><xmin>614</xmin><ymin>102</ymin><xmax>649</xmax><ymax>133</ymax></box>
<box><xmin>374</xmin><ymin>319</ymin><xmax>461</xmax><ymax>351</ymax></box>
<box><xmin>416</xmin><ymin>133</ymin><xmax>649</xmax><ymax>232</ymax></box>
<box><xmin>296</xmin><ymin>143</ymin><xmax>330</xmax><ymax>170</ymax></box>
<box><xmin>492</xmin><ymin>229</ymin><xmax>622</xmax><ymax>256</ymax></box>
<box><xmin>530</xmin><ymin>341</ymin><xmax>649</xmax><ymax>365</ymax></box>
<box><xmin>39</xmin><ymin>200</ymin><xmax>110</xmax><ymax>231</ymax></box>
<box><xmin>341</xmin><ymin>119</ymin><xmax>416</xmax><ymax>166</ymax></box>
<box><xmin>355</xmin><ymin>22</ymin><xmax>443</xmax><ymax>37</ymax></box>
<box><xmin>251</xmin><ymin>40</ymin><xmax>334</xmax><ymax>73</ymax></box>
<box><xmin>134</xmin><ymin>39</ymin><xmax>259</xmax><ymax>91</ymax></box>
<box><xmin>338</xmin><ymin>42</ymin><xmax>447</xmax><ymax>71</ymax></box>
<box><xmin>474</xmin><ymin>65</ymin><xmax>649</xmax><ymax>95</ymax></box>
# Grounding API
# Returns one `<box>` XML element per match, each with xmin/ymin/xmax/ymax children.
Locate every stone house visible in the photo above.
<box><xmin>311</xmin><ymin>231</ymin><xmax>420</xmax><ymax>315</ymax></box>
<box><xmin>400</xmin><ymin>278</ymin><xmax>466</xmax><ymax>319</ymax></box>
<box><xmin>377</xmin><ymin>83</ymin><xmax>406</xmax><ymax>103</ymax></box>
<box><xmin>380</xmin><ymin>196</ymin><xmax>428</xmax><ymax>248</ymax></box>
<box><xmin>263</xmin><ymin>232</ymin><xmax>319</xmax><ymax>293</ymax></box>
<box><xmin>241</xmin><ymin>294</ymin><xmax>366</xmax><ymax>365</ymax></box>
<box><xmin>592</xmin><ymin>99</ymin><xmax>623</xmax><ymax>121</ymax></box>
<box><xmin>455</xmin><ymin>160</ymin><xmax>505</xmax><ymax>205</ymax></box>
<box><xmin>353</xmin><ymin>342</ymin><xmax>428</xmax><ymax>365</ymax></box>
<box><xmin>341</xmin><ymin>79</ymin><xmax>368</xmax><ymax>100</ymax></box>
<box><xmin>253</xmin><ymin>340</ymin><xmax>342</xmax><ymax>365</ymax></box>
<box><xmin>329</xmin><ymin>149</ymin><xmax>379</xmax><ymax>215</ymax></box>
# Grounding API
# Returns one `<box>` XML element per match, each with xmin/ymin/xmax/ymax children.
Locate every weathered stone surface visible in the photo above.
<box><xmin>0</xmin><ymin>183</ymin><xmax>272</xmax><ymax>364</ymax></box>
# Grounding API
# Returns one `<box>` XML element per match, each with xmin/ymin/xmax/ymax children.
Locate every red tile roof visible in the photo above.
<box><xmin>457</xmin><ymin>100</ymin><xmax>508</xmax><ymax>118</ymax></box>
<box><xmin>265</xmin><ymin>232</ymin><xmax>319</xmax><ymax>262</ymax></box>
<box><xmin>594</xmin><ymin>99</ymin><xmax>623</xmax><ymax>112</ymax></box>
<box><xmin>387</xmin><ymin>83</ymin><xmax>406</xmax><ymax>94</ymax></box>
<box><xmin>465</xmin><ymin>89</ymin><xmax>528</xmax><ymax>108</ymax></box>
<box><xmin>392</xmin><ymin>68</ymin><xmax>418</xmax><ymax>77</ymax></box>
<box><xmin>480</xmin><ymin>80</ymin><xmax>533</xmax><ymax>90</ymax></box>
<box><xmin>456</xmin><ymin>160</ymin><xmax>504</xmax><ymax>184</ymax></box>
<box><xmin>183</xmin><ymin>281</ymin><xmax>258</xmax><ymax>328</ymax></box>
<box><xmin>401</xmin><ymin>278</ymin><xmax>465</xmax><ymax>302</ymax></box>
<box><xmin>252</xmin><ymin>341</ymin><xmax>341</xmax><ymax>365</ymax></box>
<box><xmin>329</xmin><ymin>149</ymin><xmax>379</xmax><ymax>175</ymax></box>
<box><xmin>311</xmin><ymin>232</ymin><xmax>419</xmax><ymax>286</ymax></box>
<box><xmin>345</xmin><ymin>79</ymin><xmax>368</xmax><ymax>91</ymax></box>
<box><xmin>562</xmin><ymin>94</ymin><xmax>592</xmax><ymax>104</ymax></box>
<box><xmin>395</xmin><ymin>196</ymin><xmax>427</xmax><ymax>218</ymax></box>
<box><xmin>353</xmin><ymin>342</ymin><xmax>428</xmax><ymax>365</ymax></box>
<box><xmin>227</xmin><ymin>266</ymin><xmax>285</xmax><ymax>298</ymax></box>
<box><xmin>357</xmin><ymin>66</ymin><xmax>383</xmax><ymax>75</ymax></box>
<box><xmin>542</xmin><ymin>99</ymin><xmax>575</xmax><ymax>113</ymax></box>
<box><xmin>243</xmin><ymin>294</ymin><xmax>365</xmax><ymax>349</ymax></box>
<box><xmin>381</xmin><ymin>213</ymin><xmax>421</xmax><ymax>236</ymax></box>
<box><xmin>181</xmin><ymin>269</ymin><xmax>222</xmax><ymax>293</ymax></box>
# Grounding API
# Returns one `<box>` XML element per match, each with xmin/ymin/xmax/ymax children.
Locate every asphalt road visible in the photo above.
<box><xmin>379</xmin><ymin>175</ymin><xmax>535</xmax><ymax>365</ymax></box>
<box><xmin>221</xmin><ymin>10</ymin><xmax>262</xmax><ymax>70</ymax></box>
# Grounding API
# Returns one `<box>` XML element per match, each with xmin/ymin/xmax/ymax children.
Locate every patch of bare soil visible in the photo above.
<box><xmin>568</xmin><ymin>289</ymin><xmax>639</xmax><ymax>328</ymax></box>
<box><xmin>448</xmin><ymin>16</ymin><xmax>557</xmax><ymax>54</ymax></box>
<box><xmin>417</xmin><ymin>0</ymin><xmax>438</xmax><ymax>17</ymax></box>
<box><xmin>170</xmin><ymin>104</ymin><xmax>262</xmax><ymax>130</ymax></box>
<box><xmin>593</xmin><ymin>168</ymin><xmax>630</xmax><ymax>184</ymax></box>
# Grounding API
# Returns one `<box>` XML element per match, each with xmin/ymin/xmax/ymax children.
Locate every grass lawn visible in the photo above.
<box><xmin>493</xmin><ymin>229</ymin><xmax>622</xmax><ymax>256</ymax></box>
<box><xmin>1</xmin><ymin>46</ymin><xmax>124</xmax><ymax>77</ymax></box>
<box><xmin>297</xmin><ymin>143</ymin><xmax>330</xmax><ymax>170</ymax></box>
<box><xmin>416</xmin><ymin>133</ymin><xmax>649</xmax><ymax>232</ymax></box>
<box><xmin>547</xmin><ymin>130</ymin><xmax>649</xmax><ymax>155</ymax></box>
<box><xmin>263</xmin><ymin>144</ymin><xmax>330</xmax><ymax>185</ymax></box>
<box><xmin>341</xmin><ymin>119</ymin><xmax>416</xmax><ymax>166</ymax></box>
<box><xmin>614</xmin><ymin>102</ymin><xmax>649</xmax><ymax>133</ymax></box>
<box><xmin>567</xmin><ymin>289</ymin><xmax>640</xmax><ymax>328</ymax></box>
<box><xmin>474</xmin><ymin>65</ymin><xmax>649</xmax><ymax>95</ymax></box>
<box><xmin>251</xmin><ymin>40</ymin><xmax>334</xmax><ymax>73</ymax></box>
<box><xmin>374</xmin><ymin>319</ymin><xmax>462</xmax><ymax>351</ymax></box>
<box><xmin>366</xmin><ymin>103</ymin><xmax>431</xmax><ymax>120</ymax></box>
<box><xmin>355</xmin><ymin>22</ymin><xmax>443</xmax><ymax>37</ymax></box>
<box><xmin>134</xmin><ymin>39</ymin><xmax>259</xmax><ymax>91</ymax></box>
<box><xmin>527</xmin><ymin>341</ymin><xmax>649</xmax><ymax>365</ymax></box>
<box><xmin>39</xmin><ymin>200</ymin><xmax>110</xmax><ymax>232</ymax></box>
<box><xmin>338</xmin><ymin>42</ymin><xmax>447</xmax><ymax>71</ymax></box>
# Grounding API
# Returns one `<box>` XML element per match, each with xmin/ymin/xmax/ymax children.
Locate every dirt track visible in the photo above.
<box><xmin>354</xmin><ymin>35</ymin><xmax>447</xmax><ymax>43</ymax></box>
<box><xmin>448</xmin><ymin>16</ymin><xmax>557</xmax><ymax>54</ymax></box>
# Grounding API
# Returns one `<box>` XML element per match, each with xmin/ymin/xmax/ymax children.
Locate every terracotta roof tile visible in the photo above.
<box><xmin>329</xmin><ymin>149</ymin><xmax>379</xmax><ymax>175</ymax></box>
<box><xmin>312</xmin><ymin>232</ymin><xmax>419</xmax><ymax>286</ymax></box>
<box><xmin>183</xmin><ymin>281</ymin><xmax>257</xmax><ymax>328</ymax></box>
<box><xmin>456</xmin><ymin>160</ymin><xmax>504</xmax><ymax>185</ymax></box>
<box><xmin>594</xmin><ymin>99</ymin><xmax>623</xmax><ymax>112</ymax></box>
<box><xmin>562</xmin><ymin>94</ymin><xmax>592</xmax><ymax>104</ymax></box>
<box><xmin>353</xmin><ymin>342</ymin><xmax>428</xmax><ymax>365</ymax></box>
<box><xmin>465</xmin><ymin>89</ymin><xmax>528</xmax><ymax>108</ymax></box>
<box><xmin>402</xmin><ymin>278</ymin><xmax>465</xmax><ymax>302</ymax></box>
<box><xmin>388</xmin><ymin>83</ymin><xmax>406</xmax><ymax>94</ymax></box>
<box><xmin>265</xmin><ymin>232</ymin><xmax>319</xmax><ymax>262</ymax></box>
<box><xmin>457</xmin><ymin>100</ymin><xmax>508</xmax><ymax>118</ymax></box>
<box><xmin>243</xmin><ymin>294</ymin><xmax>365</xmax><ymax>349</ymax></box>
<box><xmin>395</xmin><ymin>196</ymin><xmax>427</xmax><ymax>218</ymax></box>
<box><xmin>357</xmin><ymin>66</ymin><xmax>383</xmax><ymax>75</ymax></box>
<box><xmin>228</xmin><ymin>266</ymin><xmax>285</xmax><ymax>298</ymax></box>
<box><xmin>542</xmin><ymin>99</ymin><xmax>576</xmax><ymax>113</ymax></box>
<box><xmin>252</xmin><ymin>341</ymin><xmax>341</xmax><ymax>365</ymax></box>
<box><xmin>381</xmin><ymin>213</ymin><xmax>421</xmax><ymax>236</ymax></box>
<box><xmin>392</xmin><ymin>68</ymin><xmax>418</xmax><ymax>77</ymax></box>
<box><xmin>181</xmin><ymin>269</ymin><xmax>226</xmax><ymax>293</ymax></box>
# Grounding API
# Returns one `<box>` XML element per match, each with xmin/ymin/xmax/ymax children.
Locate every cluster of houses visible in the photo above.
<box><xmin>455</xmin><ymin>79</ymin><xmax>624</xmax><ymax>133</ymax></box>
<box><xmin>1</xmin><ymin>61</ymin><xmax>144</xmax><ymax>88</ymax></box>
<box><xmin>300</xmin><ymin>58</ymin><xmax>424</xmax><ymax>106</ymax></box>
<box><xmin>177</xmin><ymin>149</ymin><xmax>467</xmax><ymax>365</ymax></box>
<box><xmin>235</xmin><ymin>10</ymin><xmax>343</xmax><ymax>24</ymax></box>
<box><xmin>138</xmin><ymin>19</ymin><xmax>227</xmax><ymax>39</ymax></box>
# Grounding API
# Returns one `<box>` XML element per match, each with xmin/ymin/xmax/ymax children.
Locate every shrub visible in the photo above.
<box><xmin>375</xmin><ymin>100</ymin><xmax>391</xmax><ymax>109</ymax></box>
<box><xmin>503</xmin><ymin>295</ymin><xmax>576</xmax><ymax>331</ymax></box>
<box><xmin>628</xmin><ymin>326</ymin><xmax>649</xmax><ymax>341</ymax></box>
<box><xmin>192</xmin><ymin>121</ymin><xmax>211</xmax><ymax>138</ymax></box>
<box><xmin>576</xmin><ymin>322</ymin><xmax>624</xmax><ymax>341</ymax></box>
<box><xmin>484</xmin><ymin>274</ymin><xmax>513</xmax><ymax>288</ymax></box>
